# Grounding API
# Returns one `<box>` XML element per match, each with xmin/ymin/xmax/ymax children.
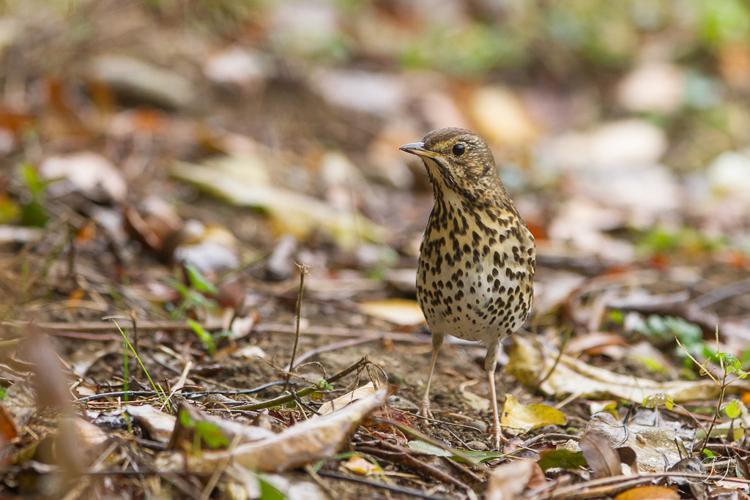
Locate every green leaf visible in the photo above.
<box><xmin>20</xmin><ymin>199</ymin><xmax>48</xmax><ymax>227</ymax></box>
<box><xmin>194</xmin><ymin>420</ymin><xmax>230</xmax><ymax>449</ymax></box>
<box><xmin>20</xmin><ymin>163</ymin><xmax>48</xmax><ymax>198</ymax></box>
<box><xmin>407</xmin><ymin>440</ymin><xmax>451</xmax><ymax>457</ymax></box>
<box><xmin>607</xmin><ymin>309</ymin><xmax>624</xmax><ymax>325</ymax></box>
<box><xmin>723</xmin><ymin>399</ymin><xmax>742</xmax><ymax>419</ymax></box>
<box><xmin>187</xmin><ymin>319</ymin><xmax>216</xmax><ymax>355</ymax></box>
<box><xmin>179</xmin><ymin>407</ymin><xmax>195</xmax><ymax>428</ymax></box>
<box><xmin>643</xmin><ymin>393</ymin><xmax>674</xmax><ymax>410</ymax></box>
<box><xmin>0</xmin><ymin>386</ymin><xmax>6</xmax><ymax>400</ymax></box>
<box><xmin>538</xmin><ymin>449</ymin><xmax>587</xmax><ymax>471</ymax></box>
<box><xmin>702</xmin><ymin>448</ymin><xmax>716</xmax><ymax>459</ymax></box>
<box><xmin>259</xmin><ymin>476</ymin><xmax>286</xmax><ymax>500</ymax></box>
<box><xmin>317</xmin><ymin>379</ymin><xmax>334</xmax><ymax>391</ymax></box>
<box><xmin>185</xmin><ymin>263</ymin><xmax>218</xmax><ymax>295</ymax></box>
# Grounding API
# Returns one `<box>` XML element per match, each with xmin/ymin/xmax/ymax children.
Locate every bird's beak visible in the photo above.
<box><xmin>399</xmin><ymin>141</ymin><xmax>436</xmax><ymax>158</ymax></box>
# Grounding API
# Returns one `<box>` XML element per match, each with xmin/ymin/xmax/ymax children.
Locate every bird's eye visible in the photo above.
<box><xmin>452</xmin><ymin>143</ymin><xmax>466</xmax><ymax>156</ymax></box>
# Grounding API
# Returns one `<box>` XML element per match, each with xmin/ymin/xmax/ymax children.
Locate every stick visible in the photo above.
<box><xmin>285</xmin><ymin>264</ymin><xmax>308</xmax><ymax>391</ymax></box>
<box><xmin>231</xmin><ymin>357</ymin><xmax>368</xmax><ymax>411</ymax></box>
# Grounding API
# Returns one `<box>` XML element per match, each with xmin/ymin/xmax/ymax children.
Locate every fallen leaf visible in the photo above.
<box><xmin>158</xmin><ymin>389</ymin><xmax>387</xmax><ymax>473</ymax></box>
<box><xmin>171</xmin><ymin>157</ymin><xmax>385</xmax><ymax>249</ymax></box>
<box><xmin>617</xmin><ymin>62</ymin><xmax>684</xmax><ymax>114</ymax></box>
<box><xmin>357</xmin><ymin>299</ymin><xmax>424</xmax><ymax>326</ymax></box>
<box><xmin>204</xmin><ymin>46</ymin><xmax>272</xmax><ymax>88</ymax></box>
<box><xmin>615</xmin><ymin>486</ymin><xmax>679</xmax><ymax>500</ymax></box>
<box><xmin>500</xmin><ymin>394</ymin><xmax>566</xmax><ymax>435</ymax></box>
<box><xmin>459</xmin><ymin>380</ymin><xmax>490</xmax><ymax>412</ymax></box>
<box><xmin>341</xmin><ymin>454</ymin><xmax>382</xmax><ymax>475</ymax></box>
<box><xmin>467</xmin><ymin>86</ymin><xmax>538</xmax><ymax>149</ymax></box>
<box><xmin>126</xmin><ymin>405</ymin><xmax>177</xmax><ymax>443</ymax></box>
<box><xmin>486</xmin><ymin>459</ymin><xmax>547</xmax><ymax>500</ymax></box>
<box><xmin>310</xmin><ymin>68</ymin><xmax>408</xmax><ymax>116</ymax></box>
<box><xmin>40</xmin><ymin>152</ymin><xmax>127</xmax><ymax>203</ymax></box>
<box><xmin>579</xmin><ymin>432</ymin><xmax>622</xmax><ymax>478</ymax></box>
<box><xmin>507</xmin><ymin>336</ymin><xmax>750</xmax><ymax>403</ymax></box>
<box><xmin>587</xmin><ymin>412</ymin><xmax>691</xmax><ymax>472</ymax></box>
<box><xmin>538</xmin><ymin>449</ymin><xmax>587</xmax><ymax>472</ymax></box>
<box><xmin>318</xmin><ymin>382</ymin><xmax>376</xmax><ymax>415</ymax></box>
<box><xmin>90</xmin><ymin>55</ymin><xmax>196</xmax><ymax>109</ymax></box>
<box><xmin>169</xmin><ymin>403</ymin><xmax>275</xmax><ymax>451</ymax></box>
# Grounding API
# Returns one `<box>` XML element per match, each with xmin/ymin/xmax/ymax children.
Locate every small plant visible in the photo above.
<box><xmin>112</xmin><ymin>319</ymin><xmax>171</xmax><ymax>412</ymax></box>
<box><xmin>18</xmin><ymin>164</ymin><xmax>51</xmax><ymax>227</ymax></box>
<box><xmin>677</xmin><ymin>329</ymin><xmax>749</xmax><ymax>458</ymax></box>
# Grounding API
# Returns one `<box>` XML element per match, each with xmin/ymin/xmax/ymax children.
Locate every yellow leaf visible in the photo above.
<box><xmin>615</xmin><ymin>486</ymin><xmax>679</xmax><ymax>500</ymax></box>
<box><xmin>500</xmin><ymin>394</ymin><xmax>566</xmax><ymax>435</ymax></box>
<box><xmin>358</xmin><ymin>299</ymin><xmax>424</xmax><ymax>326</ymax></box>
<box><xmin>342</xmin><ymin>455</ymin><xmax>382</xmax><ymax>476</ymax></box>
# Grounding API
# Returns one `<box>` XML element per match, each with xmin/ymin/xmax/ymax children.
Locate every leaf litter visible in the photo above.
<box><xmin>1</xmin><ymin>1</ymin><xmax>750</xmax><ymax>498</ymax></box>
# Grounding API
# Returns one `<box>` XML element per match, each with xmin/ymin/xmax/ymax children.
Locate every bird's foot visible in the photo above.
<box><xmin>419</xmin><ymin>399</ymin><xmax>434</xmax><ymax>419</ymax></box>
<box><xmin>491</xmin><ymin>423</ymin><xmax>508</xmax><ymax>451</ymax></box>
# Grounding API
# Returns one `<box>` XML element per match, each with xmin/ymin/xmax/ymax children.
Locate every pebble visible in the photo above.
<box><xmin>467</xmin><ymin>440</ymin><xmax>488</xmax><ymax>451</ymax></box>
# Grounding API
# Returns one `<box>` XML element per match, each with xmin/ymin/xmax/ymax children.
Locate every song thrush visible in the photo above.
<box><xmin>400</xmin><ymin>128</ymin><xmax>535</xmax><ymax>449</ymax></box>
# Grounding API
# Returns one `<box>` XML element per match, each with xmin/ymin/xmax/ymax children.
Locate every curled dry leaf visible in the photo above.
<box><xmin>587</xmin><ymin>412</ymin><xmax>690</xmax><ymax>472</ymax></box>
<box><xmin>158</xmin><ymin>388</ymin><xmax>387</xmax><ymax>473</ymax></box>
<box><xmin>486</xmin><ymin>458</ymin><xmax>547</xmax><ymax>500</ymax></box>
<box><xmin>357</xmin><ymin>299</ymin><xmax>425</xmax><ymax>326</ymax></box>
<box><xmin>579</xmin><ymin>431</ymin><xmax>622</xmax><ymax>478</ymax></box>
<box><xmin>507</xmin><ymin>336</ymin><xmax>750</xmax><ymax>403</ymax></box>
<box><xmin>126</xmin><ymin>405</ymin><xmax>177</xmax><ymax>443</ymax></box>
<box><xmin>500</xmin><ymin>394</ymin><xmax>566</xmax><ymax>435</ymax></box>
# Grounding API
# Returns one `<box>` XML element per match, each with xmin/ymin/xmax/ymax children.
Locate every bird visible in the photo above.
<box><xmin>400</xmin><ymin>127</ymin><xmax>535</xmax><ymax>449</ymax></box>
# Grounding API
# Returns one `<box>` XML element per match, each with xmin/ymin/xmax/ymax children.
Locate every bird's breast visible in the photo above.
<box><xmin>417</xmin><ymin>201</ymin><xmax>535</xmax><ymax>343</ymax></box>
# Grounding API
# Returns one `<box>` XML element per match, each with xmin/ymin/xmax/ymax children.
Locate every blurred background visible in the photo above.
<box><xmin>2</xmin><ymin>0</ymin><xmax>750</xmax><ymax>496</ymax></box>
<box><xmin>2</xmin><ymin>0</ymin><xmax>750</xmax><ymax>386</ymax></box>
<box><xmin>2</xmin><ymin>0</ymin><xmax>750</xmax><ymax>281</ymax></box>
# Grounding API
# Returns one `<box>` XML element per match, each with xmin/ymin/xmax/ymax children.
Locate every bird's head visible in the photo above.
<box><xmin>400</xmin><ymin>127</ymin><xmax>498</xmax><ymax>200</ymax></box>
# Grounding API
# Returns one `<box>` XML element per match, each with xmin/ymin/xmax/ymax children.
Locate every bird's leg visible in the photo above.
<box><xmin>485</xmin><ymin>338</ymin><xmax>506</xmax><ymax>450</ymax></box>
<box><xmin>420</xmin><ymin>333</ymin><xmax>443</xmax><ymax>418</ymax></box>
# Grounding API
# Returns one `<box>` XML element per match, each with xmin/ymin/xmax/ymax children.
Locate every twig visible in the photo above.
<box><xmin>534</xmin><ymin>471</ymin><xmax>750</xmax><ymax>499</ymax></box>
<box><xmin>373</xmin><ymin>417</ymin><xmax>489</xmax><ymax>470</ymax></box>
<box><xmin>77</xmin><ymin>380</ymin><xmax>301</xmax><ymax>403</ymax></box>
<box><xmin>231</xmin><ymin>357</ymin><xmax>369</xmax><ymax>411</ymax></box>
<box><xmin>285</xmin><ymin>263</ymin><xmax>308</xmax><ymax>391</ymax></box>
<box><xmin>358</xmin><ymin>442</ymin><xmax>471</xmax><ymax>490</ymax></box>
<box><xmin>534</xmin><ymin>327</ymin><xmax>571</xmax><ymax>389</ymax></box>
<box><xmin>316</xmin><ymin>470</ymin><xmax>450</xmax><ymax>500</ymax></box>
<box><xmin>289</xmin><ymin>336</ymin><xmax>380</xmax><ymax>369</ymax></box>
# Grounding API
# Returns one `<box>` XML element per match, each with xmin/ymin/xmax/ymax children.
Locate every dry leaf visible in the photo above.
<box><xmin>579</xmin><ymin>432</ymin><xmax>622</xmax><ymax>478</ymax></box>
<box><xmin>40</xmin><ymin>152</ymin><xmax>127</xmax><ymax>203</ymax></box>
<box><xmin>486</xmin><ymin>459</ymin><xmax>547</xmax><ymax>500</ymax></box>
<box><xmin>318</xmin><ymin>382</ymin><xmax>376</xmax><ymax>415</ymax></box>
<box><xmin>171</xmin><ymin>157</ymin><xmax>385</xmax><ymax>249</ymax></box>
<box><xmin>341</xmin><ymin>455</ymin><xmax>382</xmax><ymax>475</ymax></box>
<box><xmin>467</xmin><ymin>86</ymin><xmax>538</xmax><ymax>149</ymax></box>
<box><xmin>507</xmin><ymin>336</ymin><xmax>750</xmax><ymax>403</ymax></box>
<box><xmin>126</xmin><ymin>405</ymin><xmax>177</xmax><ymax>443</ymax></box>
<box><xmin>615</xmin><ymin>486</ymin><xmax>679</xmax><ymax>500</ymax></box>
<box><xmin>158</xmin><ymin>388</ymin><xmax>387</xmax><ymax>473</ymax></box>
<box><xmin>358</xmin><ymin>299</ymin><xmax>424</xmax><ymax>326</ymax></box>
<box><xmin>500</xmin><ymin>394</ymin><xmax>566</xmax><ymax>435</ymax></box>
<box><xmin>587</xmin><ymin>412</ymin><xmax>691</xmax><ymax>472</ymax></box>
<box><xmin>459</xmin><ymin>380</ymin><xmax>490</xmax><ymax>412</ymax></box>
